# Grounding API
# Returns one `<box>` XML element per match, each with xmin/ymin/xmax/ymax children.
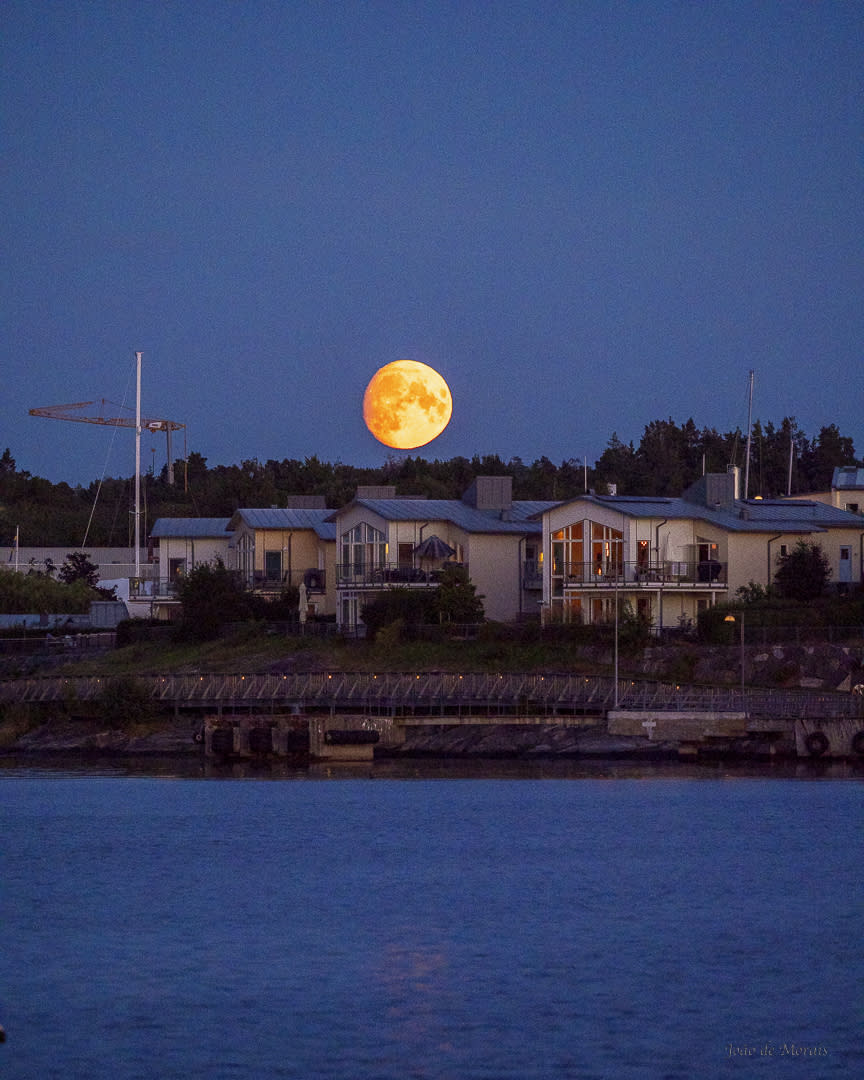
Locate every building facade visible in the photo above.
<box><xmin>328</xmin><ymin>477</ymin><xmax>556</xmax><ymax>631</ymax></box>
<box><xmin>540</xmin><ymin>468</ymin><xmax>864</xmax><ymax>631</ymax></box>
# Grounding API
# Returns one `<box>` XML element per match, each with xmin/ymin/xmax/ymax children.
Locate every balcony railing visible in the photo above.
<box><xmin>337</xmin><ymin>562</ymin><xmax>465</xmax><ymax>587</ymax></box>
<box><xmin>130</xmin><ymin>568</ymin><xmax>327</xmax><ymax>599</ymax></box>
<box><xmin>248</xmin><ymin>569</ymin><xmax>326</xmax><ymax>593</ymax></box>
<box><xmin>556</xmin><ymin>560</ymin><xmax>728</xmax><ymax>587</ymax></box>
<box><xmin>129</xmin><ymin>577</ymin><xmax>181</xmax><ymax>599</ymax></box>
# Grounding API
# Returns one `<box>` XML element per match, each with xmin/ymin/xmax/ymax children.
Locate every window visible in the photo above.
<box><xmin>552</xmin><ymin>522</ymin><xmax>584</xmax><ymax>580</ymax></box>
<box><xmin>264</xmin><ymin>550</ymin><xmax>282</xmax><ymax>581</ymax></box>
<box><xmin>341</xmin><ymin>522</ymin><xmax>386</xmax><ymax>575</ymax></box>
<box><xmin>591</xmin><ymin>521</ymin><xmax>622</xmax><ymax>577</ymax></box>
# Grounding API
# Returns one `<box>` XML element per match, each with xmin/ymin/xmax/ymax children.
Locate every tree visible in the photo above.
<box><xmin>360</xmin><ymin>588</ymin><xmax>437</xmax><ymax>641</ymax></box>
<box><xmin>0</xmin><ymin>567</ymin><xmax>95</xmax><ymax>613</ymax></box>
<box><xmin>58</xmin><ymin>551</ymin><xmax>117</xmax><ymax>600</ymax></box>
<box><xmin>175</xmin><ymin>559</ymin><xmax>253</xmax><ymax>640</ymax></box>
<box><xmin>774</xmin><ymin>540</ymin><xmax>831</xmax><ymax>602</ymax></box>
<box><xmin>58</xmin><ymin>552</ymin><xmax>101</xmax><ymax>589</ymax></box>
<box><xmin>434</xmin><ymin>565</ymin><xmax>484</xmax><ymax>624</ymax></box>
<box><xmin>593</xmin><ymin>433</ymin><xmax>638</xmax><ymax>494</ymax></box>
<box><xmin>797</xmin><ymin>424</ymin><xmax>859</xmax><ymax>493</ymax></box>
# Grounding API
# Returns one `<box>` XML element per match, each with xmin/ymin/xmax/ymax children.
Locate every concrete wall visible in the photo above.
<box><xmin>6</xmin><ymin>547</ymin><xmax>153</xmax><ymax>579</ymax></box>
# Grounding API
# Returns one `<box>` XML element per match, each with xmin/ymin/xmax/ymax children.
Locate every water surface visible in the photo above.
<box><xmin>1</xmin><ymin>768</ymin><xmax>861</xmax><ymax>1078</ymax></box>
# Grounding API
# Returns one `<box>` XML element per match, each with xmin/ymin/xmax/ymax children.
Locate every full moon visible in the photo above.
<box><xmin>363</xmin><ymin>359</ymin><xmax>453</xmax><ymax>449</ymax></box>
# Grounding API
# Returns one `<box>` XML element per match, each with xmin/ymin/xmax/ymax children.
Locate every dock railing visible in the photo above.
<box><xmin>1</xmin><ymin>671</ymin><xmax>861</xmax><ymax>721</ymax></box>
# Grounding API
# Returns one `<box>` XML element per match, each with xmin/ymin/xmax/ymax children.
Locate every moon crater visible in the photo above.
<box><xmin>363</xmin><ymin>360</ymin><xmax>453</xmax><ymax>449</ymax></box>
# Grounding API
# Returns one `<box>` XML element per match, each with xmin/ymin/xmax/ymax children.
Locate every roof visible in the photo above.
<box><xmin>228</xmin><ymin>507</ymin><xmax>337</xmax><ymax>541</ymax></box>
<box><xmin>150</xmin><ymin>518</ymin><xmax>231</xmax><ymax>539</ymax></box>
<box><xmin>329</xmin><ymin>498</ymin><xmax>559</xmax><ymax>534</ymax></box>
<box><xmin>832</xmin><ymin>466</ymin><xmax>864</xmax><ymax>491</ymax></box>
<box><xmin>552</xmin><ymin>494</ymin><xmax>864</xmax><ymax>534</ymax></box>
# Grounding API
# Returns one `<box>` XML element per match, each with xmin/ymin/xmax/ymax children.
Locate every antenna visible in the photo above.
<box><xmin>743</xmin><ymin>370</ymin><xmax>754</xmax><ymax>500</ymax></box>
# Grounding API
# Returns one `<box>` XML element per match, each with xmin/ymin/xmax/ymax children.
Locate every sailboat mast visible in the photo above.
<box><xmin>135</xmin><ymin>351</ymin><xmax>142</xmax><ymax>579</ymax></box>
<box><xmin>743</xmin><ymin>370</ymin><xmax>754</xmax><ymax>500</ymax></box>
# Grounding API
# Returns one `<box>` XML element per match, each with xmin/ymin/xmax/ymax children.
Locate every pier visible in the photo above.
<box><xmin>2</xmin><ymin>671</ymin><xmax>863</xmax><ymax>760</ymax></box>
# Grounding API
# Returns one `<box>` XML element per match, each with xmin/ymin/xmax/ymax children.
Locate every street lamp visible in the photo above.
<box><xmin>724</xmin><ymin>613</ymin><xmax>745</xmax><ymax>697</ymax></box>
<box><xmin>614</xmin><ymin>575</ymin><xmax>619</xmax><ymax>708</ymax></box>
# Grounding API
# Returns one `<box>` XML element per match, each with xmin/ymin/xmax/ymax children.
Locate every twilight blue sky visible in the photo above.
<box><xmin>3</xmin><ymin>1</ymin><xmax>862</xmax><ymax>487</ymax></box>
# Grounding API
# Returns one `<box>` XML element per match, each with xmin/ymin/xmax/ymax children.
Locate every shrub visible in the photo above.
<box><xmin>774</xmin><ymin>540</ymin><xmax>831</xmax><ymax>601</ymax></box>
<box><xmin>97</xmin><ymin>675</ymin><xmax>156</xmax><ymax>729</ymax></box>
<box><xmin>175</xmin><ymin>560</ymin><xmax>253</xmax><ymax>641</ymax></box>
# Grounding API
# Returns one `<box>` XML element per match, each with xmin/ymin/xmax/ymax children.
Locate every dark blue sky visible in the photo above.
<box><xmin>3</xmin><ymin>2</ymin><xmax>862</xmax><ymax>487</ymax></box>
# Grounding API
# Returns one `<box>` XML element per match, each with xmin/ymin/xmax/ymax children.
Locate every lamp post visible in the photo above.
<box><xmin>724</xmin><ymin>613</ymin><xmax>745</xmax><ymax>698</ymax></box>
<box><xmin>614</xmin><ymin>575</ymin><xmax>619</xmax><ymax>708</ymax></box>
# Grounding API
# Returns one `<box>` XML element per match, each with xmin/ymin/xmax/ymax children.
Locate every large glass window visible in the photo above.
<box><xmin>591</xmin><ymin>521</ymin><xmax>622</xmax><ymax>577</ymax></box>
<box><xmin>552</xmin><ymin>523</ymin><xmax>584</xmax><ymax>580</ymax></box>
<box><xmin>341</xmin><ymin>522</ymin><xmax>386</xmax><ymax>574</ymax></box>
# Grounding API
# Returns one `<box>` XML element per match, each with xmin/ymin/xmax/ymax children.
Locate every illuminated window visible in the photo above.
<box><xmin>341</xmin><ymin>522</ymin><xmax>386</xmax><ymax>573</ymax></box>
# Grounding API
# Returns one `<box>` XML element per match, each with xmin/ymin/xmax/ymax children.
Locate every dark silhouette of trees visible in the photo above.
<box><xmin>774</xmin><ymin>540</ymin><xmax>832</xmax><ymax>601</ymax></box>
<box><xmin>0</xmin><ymin>414</ymin><xmax>859</xmax><ymax>547</ymax></box>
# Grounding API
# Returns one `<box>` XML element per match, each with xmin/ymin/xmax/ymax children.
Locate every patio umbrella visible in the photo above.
<box><xmin>414</xmin><ymin>535</ymin><xmax>456</xmax><ymax>560</ymax></box>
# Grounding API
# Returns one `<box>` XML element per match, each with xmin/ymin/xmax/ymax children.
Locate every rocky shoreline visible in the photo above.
<box><xmin>0</xmin><ymin>717</ymin><xmax>795</xmax><ymax>761</ymax></box>
<box><xmin>2</xmin><ymin>641</ymin><xmax>863</xmax><ymax>762</ymax></box>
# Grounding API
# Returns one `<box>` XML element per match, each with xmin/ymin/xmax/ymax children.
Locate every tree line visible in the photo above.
<box><xmin>0</xmin><ymin>416</ymin><xmax>858</xmax><ymax>547</ymax></box>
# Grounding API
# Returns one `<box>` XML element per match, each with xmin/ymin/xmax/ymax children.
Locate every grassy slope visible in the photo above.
<box><xmin>55</xmin><ymin>626</ymin><xmax>607</xmax><ymax>678</ymax></box>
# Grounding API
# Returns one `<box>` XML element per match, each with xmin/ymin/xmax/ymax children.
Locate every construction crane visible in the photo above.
<box><xmin>31</xmin><ymin>352</ymin><xmax>186</xmax><ymax>580</ymax></box>
<box><xmin>29</xmin><ymin>399</ymin><xmax>186</xmax><ymax>485</ymax></box>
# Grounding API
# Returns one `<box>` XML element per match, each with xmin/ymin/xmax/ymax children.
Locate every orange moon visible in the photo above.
<box><xmin>363</xmin><ymin>359</ymin><xmax>453</xmax><ymax>449</ymax></box>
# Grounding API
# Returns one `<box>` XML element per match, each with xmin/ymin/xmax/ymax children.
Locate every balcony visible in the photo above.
<box><xmin>337</xmin><ymin>562</ymin><xmax>464</xmax><ymax>587</ymax></box>
<box><xmin>130</xmin><ymin>568</ymin><xmax>327</xmax><ymax>600</ymax></box>
<box><xmin>129</xmin><ymin>577</ymin><xmax>181</xmax><ymax>600</ymax></box>
<box><xmin>557</xmin><ymin>560</ymin><xmax>728</xmax><ymax>588</ymax></box>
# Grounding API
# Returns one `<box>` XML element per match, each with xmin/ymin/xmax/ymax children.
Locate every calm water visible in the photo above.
<box><xmin>1</xmin><ymin>765</ymin><xmax>861</xmax><ymax>1079</ymax></box>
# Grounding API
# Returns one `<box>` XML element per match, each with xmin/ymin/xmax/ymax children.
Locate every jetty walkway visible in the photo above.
<box><xmin>1</xmin><ymin>670</ymin><xmax>860</xmax><ymax>722</ymax></box>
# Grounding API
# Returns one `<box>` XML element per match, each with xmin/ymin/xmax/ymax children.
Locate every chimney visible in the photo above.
<box><xmin>703</xmin><ymin>467</ymin><xmax>739</xmax><ymax>510</ymax></box>
<box><xmin>462</xmin><ymin>476</ymin><xmax>513</xmax><ymax>511</ymax></box>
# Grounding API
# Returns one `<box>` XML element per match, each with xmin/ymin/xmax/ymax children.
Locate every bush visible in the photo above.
<box><xmin>361</xmin><ymin>588</ymin><xmax>437</xmax><ymax>641</ymax></box>
<box><xmin>97</xmin><ymin>675</ymin><xmax>156</xmax><ymax>729</ymax></box>
<box><xmin>175</xmin><ymin>560</ymin><xmax>253</xmax><ymax>641</ymax></box>
<box><xmin>774</xmin><ymin>540</ymin><xmax>831</xmax><ymax>601</ymax></box>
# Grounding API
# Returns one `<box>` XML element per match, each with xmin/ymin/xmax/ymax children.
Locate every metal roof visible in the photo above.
<box><xmin>332</xmin><ymin>498</ymin><xmax>559</xmax><ymax>534</ymax></box>
<box><xmin>228</xmin><ymin>507</ymin><xmax>337</xmax><ymax>540</ymax></box>
<box><xmin>150</xmin><ymin>518</ymin><xmax>231</xmax><ymax>539</ymax></box>
<box><xmin>560</xmin><ymin>494</ymin><xmax>864</xmax><ymax>534</ymax></box>
<box><xmin>833</xmin><ymin>466</ymin><xmax>864</xmax><ymax>490</ymax></box>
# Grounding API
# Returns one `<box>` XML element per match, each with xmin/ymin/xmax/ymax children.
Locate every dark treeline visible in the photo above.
<box><xmin>0</xmin><ymin>417</ymin><xmax>858</xmax><ymax>547</ymax></box>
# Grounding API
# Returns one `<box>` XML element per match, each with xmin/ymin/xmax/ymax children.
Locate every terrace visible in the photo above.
<box><xmin>557</xmin><ymin>560</ymin><xmax>728</xmax><ymax>588</ymax></box>
<box><xmin>336</xmin><ymin>562</ymin><xmax>464</xmax><ymax>587</ymax></box>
